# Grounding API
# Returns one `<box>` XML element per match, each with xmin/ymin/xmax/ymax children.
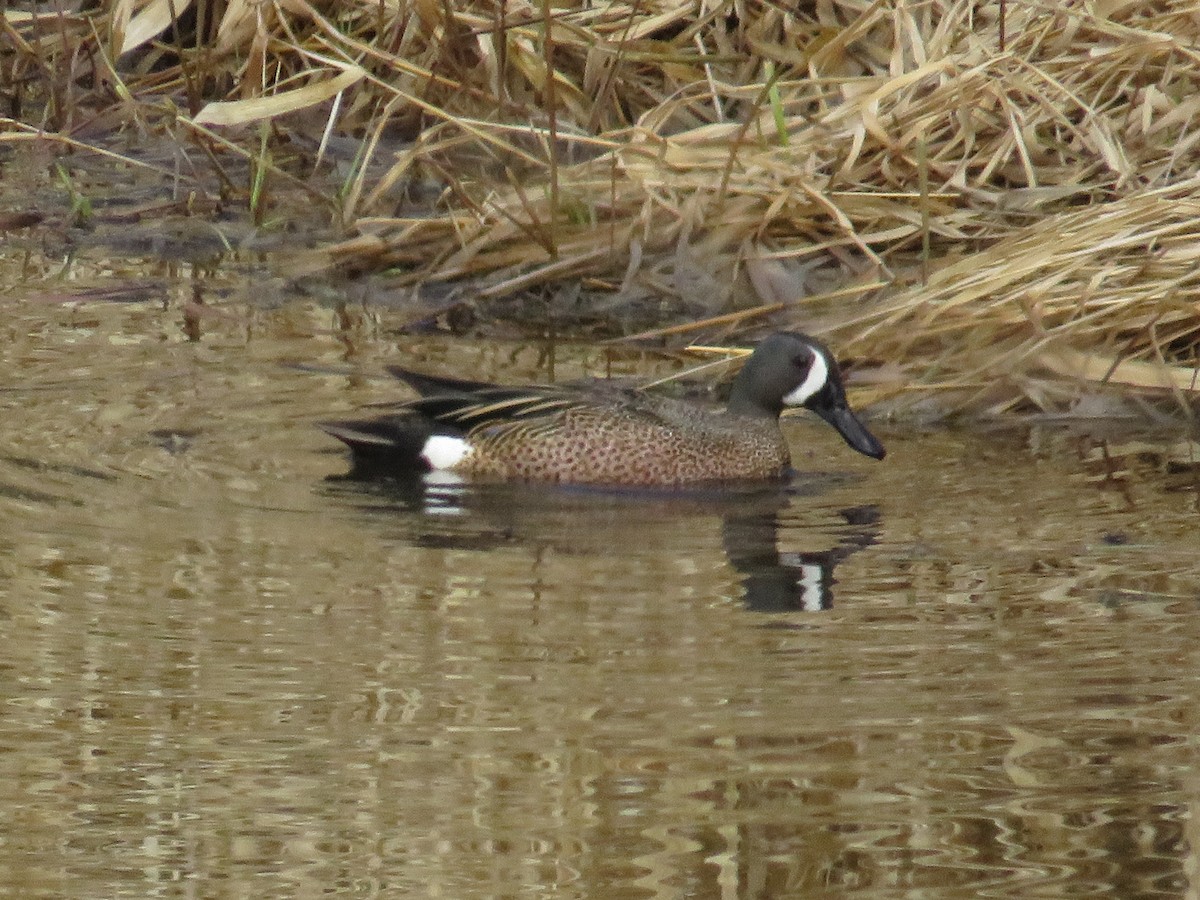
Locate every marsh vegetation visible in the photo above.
<box><xmin>4</xmin><ymin>0</ymin><xmax>1200</xmax><ymax>420</ymax></box>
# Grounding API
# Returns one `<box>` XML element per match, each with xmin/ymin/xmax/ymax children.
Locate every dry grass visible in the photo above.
<box><xmin>5</xmin><ymin>0</ymin><xmax>1200</xmax><ymax>417</ymax></box>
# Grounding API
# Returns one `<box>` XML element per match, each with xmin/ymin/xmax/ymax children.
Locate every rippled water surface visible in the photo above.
<box><xmin>3</xmin><ymin>257</ymin><xmax>1200</xmax><ymax>899</ymax></box>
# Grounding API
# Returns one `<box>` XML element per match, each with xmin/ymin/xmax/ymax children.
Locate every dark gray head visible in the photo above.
<box><xmin>728</xmin><ymin>332</ymin><xmax>886</xmax><ymax>460</ymax></box>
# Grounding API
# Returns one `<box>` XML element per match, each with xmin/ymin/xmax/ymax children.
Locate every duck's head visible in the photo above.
<box><xmin>729</xmin><ymin>332</ymin><xmax>886</xmax><ymax>460</ymax></box>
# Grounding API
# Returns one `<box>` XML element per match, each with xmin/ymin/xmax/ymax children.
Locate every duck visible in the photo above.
<box><xmin>321</xmin><ymin>332</ymin><xmax>885</xmax><ymax>484</ymax></box>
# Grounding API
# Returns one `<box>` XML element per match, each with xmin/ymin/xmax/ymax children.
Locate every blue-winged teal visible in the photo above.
<box><xmin>321</xmin><ymin>332</ymin><xmax>885</xmax><ymax>484</ymax></box>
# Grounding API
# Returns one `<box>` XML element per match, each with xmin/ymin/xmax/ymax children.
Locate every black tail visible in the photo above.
<box><xmin>319</xmin><ymin>417</ymin><xmax>441</xmax><ymax>475</ymax></box>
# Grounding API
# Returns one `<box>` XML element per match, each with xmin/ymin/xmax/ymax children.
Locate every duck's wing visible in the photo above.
<box><xmin>433</xmin><ymin>390</ymin><xmax>578</xmax><ymax>431</ymax></box>
<box><xmin>383</xmin><ymin>366</ymin><xmax>577</xmax><ymax>431</ymax></box>
<box><xmin>386</xmin><ymin>366</ymin><xmax>500</xmax><ymax>397</ymax></box>
<box><xmin>386</xmin><ymin>366</ymin><xmax>700</xmax><ymax>433</ymax></box>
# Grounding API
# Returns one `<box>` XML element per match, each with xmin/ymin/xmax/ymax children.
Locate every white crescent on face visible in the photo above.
<box><xmin>782</xmin><ymin>351</ymin><xmax>829</xmax><ymax>406</ymax></box>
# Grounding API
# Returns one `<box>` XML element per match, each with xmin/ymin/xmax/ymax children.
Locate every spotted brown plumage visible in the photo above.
<box><xmin>321</xmin><ymin>332</ymin><xmax>886</xmax><ymax>484</ymax></box>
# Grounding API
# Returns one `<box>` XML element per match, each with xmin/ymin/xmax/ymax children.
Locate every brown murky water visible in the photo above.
<box><xmin>3</xmin><ymin>251</ymin><xmax>1200</xmax><ymax>898</ymax></box>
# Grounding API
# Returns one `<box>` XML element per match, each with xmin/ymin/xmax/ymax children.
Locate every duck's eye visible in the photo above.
<box><xmin>793</xmin><ymin>354</ymin><xmax>811</xmax><ymax>371</ymax></box>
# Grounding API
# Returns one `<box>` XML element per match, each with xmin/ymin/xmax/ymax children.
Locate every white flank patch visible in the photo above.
<box><xmin>782</xmin><ymin>352</ymin><xmax>829</xmax><ymax>406</ymax></box>
<box><xmin>420</xmin><ymin>434</ymin><xmax>473</xmax><ymax>470</ymax></box>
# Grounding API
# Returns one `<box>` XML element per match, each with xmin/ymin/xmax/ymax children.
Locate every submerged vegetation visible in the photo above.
<box><xmin>4</xmin><ymin>0</ymin><xmax>1200</xmax><ymax>418</ymax></box>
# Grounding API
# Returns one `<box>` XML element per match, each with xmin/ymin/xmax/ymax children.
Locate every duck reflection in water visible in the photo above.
<box><xmin>323</xmin><ymin>473</ymin><xmax>883</xmax><ymax>613</ymax></box>
<box><xmin>721</xmin><ymin>487</ymin><xmax>882</xmax><ymax>611</ymax></box>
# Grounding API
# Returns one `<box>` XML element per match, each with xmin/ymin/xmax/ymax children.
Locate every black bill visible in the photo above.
<box><xmin>814</xmin><ymin>402</ymin><xmax>886</xmax><ymax>460</ymax></box>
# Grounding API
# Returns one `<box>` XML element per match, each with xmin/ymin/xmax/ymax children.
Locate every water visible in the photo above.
<box><xmin>2</xmin><ymin>256</ymin><xmax>1200</xmax><ymax>898</ymax></box>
